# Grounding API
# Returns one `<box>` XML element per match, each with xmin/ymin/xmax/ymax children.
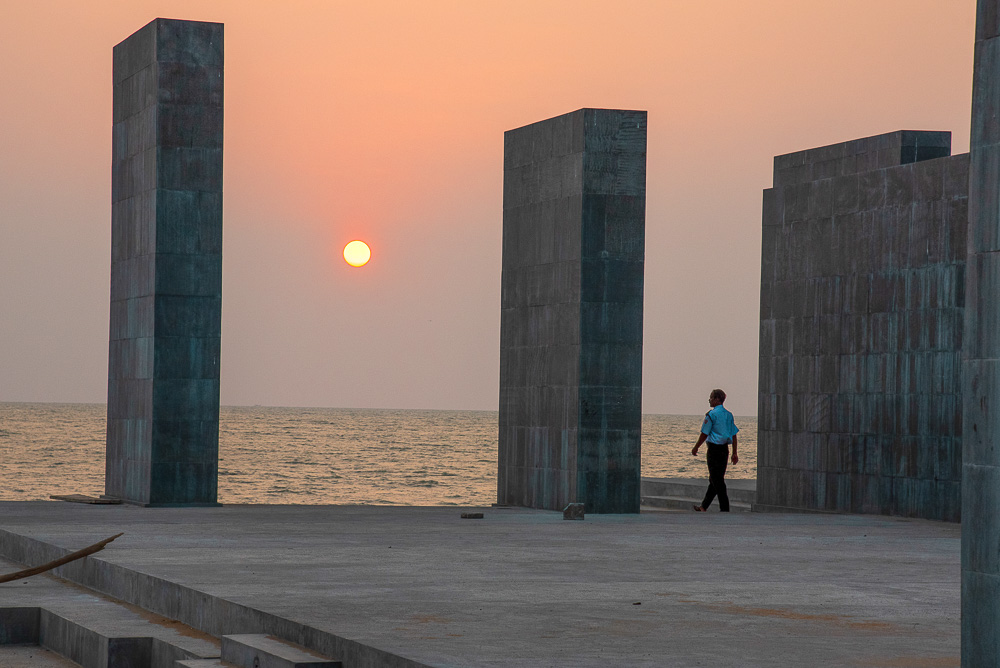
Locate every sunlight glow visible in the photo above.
<box><xmin>343</xmin><ymin>240</ymin><xmax>371</xmax><ymax>267</ymax></box>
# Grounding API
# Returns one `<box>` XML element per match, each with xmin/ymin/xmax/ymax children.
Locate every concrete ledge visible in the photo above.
<box><xmin>0</xmin><ymin>607</ymin><xmax>40</xmax><ymax>644</ymax></box>
<box><xmin>751</xmin><ymin>503</ymin><xmax>839</xmax><ymax>515</ymax></box>
<box><xmin>0</xmin><ymin>645</ymin><xmax>80</xmax><ymax>667</ymax></box>
<box><xmin>642</xmin><ymin>495</ymin><xmax>752</xmax><ymax>512</ymax></box>
<box><xmin>1</xmin><ymin>605</ymin><xmax>217</xmax><ymax>668</ymax></box>
<box><xmin>0</xmin><ymin>529</ymin><xmax>429</xmax><ymax>668</ymax></box>
<box><xmin>641</xmin><ymin>477</ymin><xmax>757</xmax><ymax>504</ymax></box>
<box><xmin>222</xmin><ymin>633</ymin><xmax>342</xmax><ymax>667</ymax></box>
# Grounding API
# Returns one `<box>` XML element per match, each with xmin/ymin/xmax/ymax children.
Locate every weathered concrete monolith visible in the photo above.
<box><xmin>756</xmin><ymin>130</ymin><xmax>967</xmax><ymax>522</ymax></box>
<box><xmin>106</xmin><ymin>18</ymin><xmax>223</xmax><ymax>506</ymax></box>
<box><xmin>498</xmin><ymin>108</ymin><xmax>646</xmax><ymax>513</ymax></box>
<box><xmin>964</xmin><ymin>1</ymin><xmax>1000</xmax><ymax>663</ymax></box>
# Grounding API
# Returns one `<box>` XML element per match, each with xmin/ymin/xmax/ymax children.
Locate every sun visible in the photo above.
<box><xmin>343</xmin><ymin>240</ymin><xmax>371</xmax><ymax>267</ymax></box>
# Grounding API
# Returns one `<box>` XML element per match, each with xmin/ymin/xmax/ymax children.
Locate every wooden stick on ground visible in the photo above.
<box><xmin>0</xmin><ymin>532</ymin><xmax>124</xmax><ymax>584</ymax></box>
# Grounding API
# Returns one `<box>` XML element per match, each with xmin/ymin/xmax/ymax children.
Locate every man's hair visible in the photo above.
<box><xmin>710</xmin><ymin>388</ymin><xmax>726</xmax><ymax>403</ymax></box>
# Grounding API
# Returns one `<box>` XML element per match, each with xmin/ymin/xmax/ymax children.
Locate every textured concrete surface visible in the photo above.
<box><xmin>107</xmin><ymin>18</ymin><xmax>224</xmax><ymax>506</ymax></box>
<box><xmin>963</xmin><ymin>1</ymin><xmax>1000</xmax><ymax>664</ymax></box>
<box><xmin>499</xmin><ymin>108</ymin><xmax>646</xmax><ymax>513</ymax></box>
<box><xmin>757</xmin><ymin>130</ymin><xmax>967</xmax><ymax>522</ymax></box>
<box><xmin>0</xmin><ymin>502</ymin><xmax>959</xmax><ymax>667</ymax></box>
<box><xmin>222</xmin><ymin>633</ymin><xmax>341</xmax><ymax>667</ymax></box>
<box><xmin>0</xmin><ymin>646</ymin><xmax>79</xmax><ymax>667</ymax></box>
<box><xmin>641</xmin><ymin>477</ymin><xmax>756</xmax><ymax>512</ymax></box>
<box><xmin>0</xmin><ymin>556</ymin><xmax>220</xmax><ymax>667</ymax></box>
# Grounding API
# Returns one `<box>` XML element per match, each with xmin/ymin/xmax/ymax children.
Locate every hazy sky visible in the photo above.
<box><xmin>0</xmin><ymin>1</ymin><xmax>976</xmax><ymax>416</ymax></box>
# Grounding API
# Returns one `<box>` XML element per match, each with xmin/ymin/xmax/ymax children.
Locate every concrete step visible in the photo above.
<box><xmin>0</xmin><ymin>645</ymin><xmax>80</xmax><ymax>667</ymax></box>
<box><xmin>0</xmin><ymin>605</ymin><xmax>220</xmax><ymax>668</ymax></box>
<box><xmin>222</xmin><ymin>634</ymin><xmax>342</xmax><ymax>668</ymax></box>
<box><xmin>0</xmin><ymin>533</ymin><xmax>418</xmax><ymax>668</ymax></box>
<box><xmin>41</xmin><ymin>610</ymin><xmax>219</xmax><ymax>668</ymax></box>
<box><xmin>641</xmin><ymin>477</ymin><xmax>757</xmax><ymax>504</ymax></box>
<box><xmin>176</xmin><ymin>660</ymin><xmax>240</xmax><ymax>667</ymax></box>
<box><xmin>639</xmin><ymin>504</ymin><xmax>683</xmax><ymax>513</ymax></box>
<box><xmin>641</xmin><ymin>495</ymin><xmax>752</xmax><ymax>513</ymax></box>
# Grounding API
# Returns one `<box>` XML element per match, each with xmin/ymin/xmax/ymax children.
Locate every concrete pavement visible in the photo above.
<box><xmin>0</xmin><ymin>501</ymin><xmax>959</xmax><ymax>667</ymax></box>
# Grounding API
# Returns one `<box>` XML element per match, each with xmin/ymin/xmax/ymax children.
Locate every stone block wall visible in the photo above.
<box><xmin>964</xmin><ymin>1</ymin><xmax>1000</xmax><ymax>662</ymax></box>
<box><xmin>757</xmin><ymin>130</ymin><xmax>967</xmax><ymax>522</ymax></box>
<box><xmin>106</xmin><ymin>18</ymin><xmax>223</xmax><ymax>506</ymax></box>
<box><xmin>498</xmin><ymin>108</ymin><xmax>646</xmax><ymax>513</ymax></box>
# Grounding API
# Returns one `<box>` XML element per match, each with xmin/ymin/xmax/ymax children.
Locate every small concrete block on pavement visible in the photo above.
<box><xmin>563</xmin><ymin>502</ymin><xmax>585</xmax><ymax>520</ymax></box>
<box><xmin>222</xmin><ymin>634</ymin><xmax>342</xmax><ymax>668</ymax></box>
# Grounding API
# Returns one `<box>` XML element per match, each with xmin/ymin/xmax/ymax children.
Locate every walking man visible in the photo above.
<box><xmin>691</xmin><ymin>388</ymin><xmax>739</xmax><ymax>512</ymax></box>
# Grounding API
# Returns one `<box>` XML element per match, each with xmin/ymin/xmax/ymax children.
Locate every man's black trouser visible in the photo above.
<box><xmin>701</xmin><ymin>442</ymin><xmax>730</xmax><ymax>512</ymax></box>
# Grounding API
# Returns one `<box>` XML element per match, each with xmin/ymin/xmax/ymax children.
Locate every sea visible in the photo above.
<box><xmin>0</xmin><ymin>403</ymin><xmax>756</xmax><ymax>505</ymax></box>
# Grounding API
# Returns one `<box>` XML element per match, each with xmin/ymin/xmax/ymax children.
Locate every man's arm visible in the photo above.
<box><xmin>731</xmin><ymin>434</ymin><xmax>739</xmax><ymax>464</ymax></box>
<box><xmin>692</xmin><ymin>432</ymin><xmax>708</xmax><ymax>456</ymax></box>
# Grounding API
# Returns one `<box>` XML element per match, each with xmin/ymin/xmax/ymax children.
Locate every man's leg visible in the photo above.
<box><xmin>700</xmin><ymin>477</ymin><xmax>717</xmax><ymax>510</ymax></box>
<box><xmin>707</xmin><ymin>445</ymin><xmax>730</xmax><ymax>512</ymax></box>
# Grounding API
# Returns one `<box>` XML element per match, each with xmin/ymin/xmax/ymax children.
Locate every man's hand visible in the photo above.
<box><xmin>692</xmin><ymin>433</ymin><xmax>708</xmax><ymax>457</ymax></box>
<box><xmin>731</xmin><ymin>452</ymin><xmax>739</xmax><ymax>465</ymax></box>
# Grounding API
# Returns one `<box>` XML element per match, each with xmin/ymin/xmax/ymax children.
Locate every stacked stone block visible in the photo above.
<box><xmin>498</xmin><ymin>108</ymin><xmax>646</xmax><ymax>513</ymax></box>
<box><xmin>757</xmin><ymin>130</ymin><xmax>967</xmax><ymax>522</ymax></box>
<box><xmin>106</xmin><ymin>18</ymin><xmax>224</xmax><ymax>506</ymax></box>
<box><xmin>963</xmin><ymin>1</ymin><xmax>1000</xmax><ymax>663</ymax></box>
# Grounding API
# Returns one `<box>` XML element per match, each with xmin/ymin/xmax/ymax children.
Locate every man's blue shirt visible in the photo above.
<box><xmin>701</xmin><ymin>404</ymin><xmax>739</xmax><ymax>445</ymax></box>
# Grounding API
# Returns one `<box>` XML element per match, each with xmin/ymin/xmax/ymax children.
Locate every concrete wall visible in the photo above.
<box><xmin>106</xmin><ymin>18</ymin><xmax>224</xmax><ymax>506</ymax></box>
<box><xmin>498</xmin><ymin>108</ymin><xmax>646</xmax><ymax>513</ymax></box>
<box><xmin>757</xmin><ymin>130</ymin><xmax>967</xmax><ymax>522</ymax></box>
<box><xmin>963</xmin><ymin>1</ymin><xmax>1000</xmax><ymax>663</ymax></box>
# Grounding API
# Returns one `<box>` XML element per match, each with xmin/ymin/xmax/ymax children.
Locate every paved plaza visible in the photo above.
<box><xmin>0</xmin><ymin>502</ymin><xmax>959</xmax><ymax>667</ymax></box>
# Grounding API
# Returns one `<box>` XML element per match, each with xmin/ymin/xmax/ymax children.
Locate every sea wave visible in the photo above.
<box><xmin>0</xmin><ymin>403</ymin><xmax>756</xmax><ymax>504</ymax></box>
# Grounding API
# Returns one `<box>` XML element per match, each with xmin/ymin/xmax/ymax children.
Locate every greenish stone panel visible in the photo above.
<box><xmin>758</xmin><ymin>130</ymin><xmax>966</xmax><ymax>523</ymax></box>
<box><xmin>499</xmin><ymin>109</ymin><xmax>646</xmax><ymax>513</ymax></box>
<box><xmin>106</xmin><ymin>18</ymin><xmax>223</xmax><ymax>506</ymax></box>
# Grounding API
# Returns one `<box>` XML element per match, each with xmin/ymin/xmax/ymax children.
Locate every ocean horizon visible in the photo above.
<box><xmin>0</xmin><ymin>402</ymin><xmax>757</xmax><ymax>505</ymax></box>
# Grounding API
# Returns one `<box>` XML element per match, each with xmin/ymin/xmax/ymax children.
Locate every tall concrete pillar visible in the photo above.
<box><xmin>965</xmin><ymin>0</ymin><xmax>1000</xmax><ymax>663</ymax></box>
<box><xmin>106</xmin><ymin>18</ymin><xmax>224</xmax><ymax>506</ymax></box>
<box><xmin>498</xmin><ymin>108</ymin><xmax>646</xmax><ymax>513</ymax></box>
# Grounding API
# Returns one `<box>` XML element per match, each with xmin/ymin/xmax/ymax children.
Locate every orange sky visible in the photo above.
<box><xmin>0</xmin><ymin>1</ymin><xmax>977</xmax><ymax>414</ymax></box>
